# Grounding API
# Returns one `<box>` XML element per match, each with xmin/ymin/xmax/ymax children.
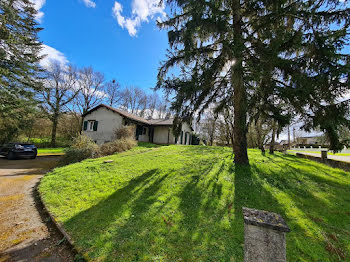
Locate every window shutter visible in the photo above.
<box><xmin>83</xmin><ymin>121</ymin><xmax>88</xmax><ymax>131</ymax></box>
<box><xmin>93</xmin><ymin>121</ymin><xmax>98</xmax><ymax>131</ymax></box>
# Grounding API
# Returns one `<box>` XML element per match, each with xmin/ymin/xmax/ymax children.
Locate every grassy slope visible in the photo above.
<box><xmin>39</xmin><ymin>145</ymin><xmax>350</xmax><ymax>261</ymax></box>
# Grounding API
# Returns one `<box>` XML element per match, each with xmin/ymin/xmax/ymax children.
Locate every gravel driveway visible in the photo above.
<box><xmin>0</xmin><ymin>156</ymin><xmax>74</xmax><ymax>262</ymax></box>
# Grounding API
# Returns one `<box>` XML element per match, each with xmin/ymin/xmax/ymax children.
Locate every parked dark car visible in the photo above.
<box><xmin>0</xmin><ymin>143</ymin><xmax>37</xmax><ymax>160</ymax></box>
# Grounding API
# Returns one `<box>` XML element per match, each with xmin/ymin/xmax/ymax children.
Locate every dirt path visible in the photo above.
<box><xmin>0</xmin><ymin>157</ymin><xmax>74</xmax><ymax>262</ymax></box>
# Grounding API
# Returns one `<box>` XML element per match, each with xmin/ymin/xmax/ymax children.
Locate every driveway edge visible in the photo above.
<box><xmin>37</xmin><ymin>181</ymin><xmax>88</xmax><ymax>261</ymax></box>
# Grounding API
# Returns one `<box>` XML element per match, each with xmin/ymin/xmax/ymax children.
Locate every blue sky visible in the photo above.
<box><xmin>34</xmin><ymin>0</ymin><xmax>169</xmax><ymax>92</ymax></box>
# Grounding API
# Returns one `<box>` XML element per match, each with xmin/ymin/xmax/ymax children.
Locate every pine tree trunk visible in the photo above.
<box><xmin>51</xmin><ymin>115</ymin><xmax>58</xmax><ymax>147</ymax></box>
<box><xmin>269</xmin><ymin>122</ymin><xmax>276</xmax><ymax>154</ymax></box>
<box><xmin>256</xmin><ymin>120</ymin><xmax>265</xmax><ymax>155</ymax></box>
<box><xmin>232</xmin><ymin>0</ymin><xmax>249</xmax><ymax>165</ymax></box>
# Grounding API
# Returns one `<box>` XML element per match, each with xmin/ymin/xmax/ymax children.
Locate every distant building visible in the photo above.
<box><xmin>295</xmin><ymin>136</ymin><xmax>320</xmax><ymax>145</ymax></box>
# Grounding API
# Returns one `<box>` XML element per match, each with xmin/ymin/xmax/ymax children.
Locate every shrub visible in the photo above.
<box><xmin>61</xmin><ymin>135</ymin><xmax>100</xmax><ymax>165</ymax></box>
<box><xmin>100</xmin><ymin>138</ymin><xmax>137</xmax><ymax>156</ymax></box>
<box><xmin>114</xmin><ymin>126</ymin><xmax>135</xmax><ymax>140</ymax></box>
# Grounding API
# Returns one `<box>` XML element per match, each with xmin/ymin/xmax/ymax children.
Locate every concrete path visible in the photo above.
<box><xmin>294</xmin><ymin>152</ymin><xmax>350</xmax><ymax>163</ymax></box>
<box><xmin>0</xmin><ymin>157</ymin><xmax>74</xmax><ymax>262</ymax></box>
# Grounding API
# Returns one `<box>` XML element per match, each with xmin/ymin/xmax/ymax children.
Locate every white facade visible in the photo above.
<box><xmin>82</xmin><ymin>105</ymin><xmax>193</xmax><ymax>145</ymax></box>
<box><xmin>83</xmin><ymin>107</ymin><xmax>123</xmax><ymax>145</ymax></box>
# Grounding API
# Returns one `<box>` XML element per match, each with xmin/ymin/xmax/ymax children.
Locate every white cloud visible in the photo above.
<box><xmin>30</xmin><ymin>0</ymin><xmax>46</xmax><ymax>22</ymax></box>
<box><xmin>29</xmin><ymin>0</ymin><xmax>96</xmax><ymax>22</ymax></box>
<box><xmin>40</xmin><ymin>45</ymin><xmax>68</xmax><ymax>69</ymax></box>
<box><xmin>112</xmin><ymin>0</ymin><xmax>166</xmax><ymax>37</ymax></box>
<box><xmin>82</xmin><ymin>0</ymin><xmax>96</xmax><ymax>8</ymax></box>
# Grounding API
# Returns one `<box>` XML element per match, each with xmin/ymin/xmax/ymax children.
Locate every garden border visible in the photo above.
<box><xmin>37</xmin><ymin>179</ymin><xmax>87</xmax><ymax>261</ymax></box>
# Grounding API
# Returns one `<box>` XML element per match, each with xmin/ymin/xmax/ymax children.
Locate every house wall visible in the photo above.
<box><xmin>153</xmin><ymin>122</ymin><xmax>193</xmax><ymax>145</ymax></box>
<box><xmin>153</xmin><ymin>126</ymin><xmax>173</xmax><ymax>144</ymax></box>
<box><xmin>175</xmin><ymin>123</ymin><xmax>193</xmax><ymax>145</ymax></box>
<box><xmin>83</xmin><ymin>107</ymin><xmax>123</xmax><ymax>145</ymax></box>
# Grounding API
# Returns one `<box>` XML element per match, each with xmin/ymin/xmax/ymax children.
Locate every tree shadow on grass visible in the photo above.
<box><xmin>62</xmin><ymin>155</ymin><xmax>230</xmax><ymax>261</ymax></box>
<box><xmin>63</xmin><ymin>169</ymin><xmax>160</xmax><ymax>250</ymax></box>
<box><xmin>244</xmin><ymin>157</ymin><xmax>350</xmax><ymax>261</ymax></box>
<box><xmin>60</xmin><ymin>149</ymin><xmax>349</xmax><ymax>261</ymax></box>
<box><xmin>231</xmin><ymin>163</ymin><xmax>346</xmax><ymax>261</ymax></box>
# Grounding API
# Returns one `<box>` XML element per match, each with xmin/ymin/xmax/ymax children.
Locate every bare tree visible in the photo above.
<box><xmin>247</xmin><ymin>117</ymin><xmax>272</xmax><ymax>154</ymax></box>
<box><xmin>75</xmin><ymin>67</ymin><xmax>105</xmax><ymax>115</ymax></box>
<box><xmin>201</xmin><ymin>110</ymin><xmax>218</xmax><ymax>146</ymax></box>
<box><xmin>119</xmin><ymin>86</ymin><xmax>148</xmax><ymax>116</ymax></box>
<box><xmin>147</xmin><ymin>92</ymin><xmax>159</xmax><ymax>118</ymax></box>
<box><xmin>156</xmin><ymin>99</ymin><xmax>171</xmax><ymax>119</ymax></box>
<box><xmin>40</xmin><ymin>62</ymin><xmax>79</xmax><ymax>147</ymax></box>
<box><xmin>104</xmin><ymin>79</ymin><xmax>121</xmax><ymax>107</ymax></box>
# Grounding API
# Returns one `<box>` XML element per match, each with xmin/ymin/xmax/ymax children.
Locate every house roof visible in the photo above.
<box><xmin>297</xmin><ymin>136</ymin><xmax>319</xmax><ymax>139</ymax></box>
<box><xmin>83</xmin><ymin>104</ymin><xmax>174</xmax><ymax>126</ymax></box>
<box><xmin>148</xmin><ymin>119</ymin><xmax>174</xmax><ymax>126</ymax></box>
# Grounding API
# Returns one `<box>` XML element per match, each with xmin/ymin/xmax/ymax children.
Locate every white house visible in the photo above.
<box><xmin>82</xmin><ymin>104</ymin><xmax>193</xmax><ymax>145</ymax></box>
<box><xmin>295</xmin><ymin>136</ymin><xmax>320</xmax><ymax>145</ymax></box>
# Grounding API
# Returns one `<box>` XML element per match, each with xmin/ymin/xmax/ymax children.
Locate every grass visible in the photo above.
<box><xmin>37</xmin><ymin>148</ymin><xmax>65</xmax><ymax>155</ymax></box>
<box><xmin>288</xmin><ymin>150</ymin><xmax>350</xmax><ymax>156</ymax></box>
<box><xmin>39</xmin><ymin>145</ymin><xmax>350</xmax><ymax>261</ymax></box>
<box><xmin>18</xmin><ymin>137</ymin><xmax>72</xmax><ymax>148</ymax></box>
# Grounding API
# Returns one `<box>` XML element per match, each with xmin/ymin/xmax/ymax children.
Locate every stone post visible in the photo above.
<box><xmin>321</xmin><ymin>150</ymin><xmax>328</xmax><ymax>162</ymax></box>
<box><xmin>243</xmin><ymin>207</ymin><xmax>290</xmax><ymax>262</ymax></box>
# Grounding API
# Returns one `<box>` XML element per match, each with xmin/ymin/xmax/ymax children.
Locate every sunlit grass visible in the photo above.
<box><xmin>37</xmin><ymin>148</ymin><xmax>65</xmax><ymax>154</ymax></box>
<box><xmin>39</xmin><ymin>145</ymin><xmax>350</xmax><ymax>261</ymax></box>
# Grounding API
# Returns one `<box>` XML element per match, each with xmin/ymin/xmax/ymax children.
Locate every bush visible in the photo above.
<box><xmin>61</xmin><ymin>135</ymin><xmax>100</xmax><ymax>165</ymax></box>
<box><xmin>114</xmin><ymin>126</ymin><xmax>135</xmax><ymax>140</ymax></box>
<box><xmin>100</xmin><ymin>138</ymin><xmax>137</xmax><ymax>156</ymax></box>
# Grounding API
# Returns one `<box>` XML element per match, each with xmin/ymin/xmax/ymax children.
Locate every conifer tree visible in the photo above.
<box><xmin>0</xmin><ymin>0</ymin><xmax>43</xmax><ymax>143</ymax></box>
<box><xmin>157</xmin><ymin>0</ymin><xmax>350</xmax><ymax>164</ymax></box>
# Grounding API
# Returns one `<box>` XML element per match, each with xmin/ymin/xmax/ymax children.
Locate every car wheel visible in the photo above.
<box><xmin>7</xmin><ymin>152</ymin><xmax>16</xmax><ymax>160</ymax></box>
<box><xmin>30</xmin><ymin>154</ymin><xmax>37</xmax><ymax>159</ymax></box>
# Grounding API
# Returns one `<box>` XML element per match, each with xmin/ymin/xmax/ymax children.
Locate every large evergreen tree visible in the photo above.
<box><xmin>0</xmin><ymin>0</ymin><xmax>43</xmax><ymax>143</ymax></box>
<box><xmin>157</xmin><ymin>0</ymin><xmax>350</xmax><ymax>164</ymax></box>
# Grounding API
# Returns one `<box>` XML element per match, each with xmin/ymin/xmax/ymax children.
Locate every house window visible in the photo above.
<box><xmin>88</xmin><ymin>121</ymin><xmax>95</xmax><ymax>131</ymax></box>
<box><xmin>143</xmin><ymin>127</ymin><xmax>147</xmax><ymax>135</ymax></box>
<box><xmin>84</xmin><ymin>120</ymin><xmax>98</xmax><ymax>131</ymax></box>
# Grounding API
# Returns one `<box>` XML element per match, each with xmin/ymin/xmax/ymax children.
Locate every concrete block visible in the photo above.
<box><xmin>243</xmin><ymin>207</ymin><xmax>290</xmax><ymax>262</ymax></box>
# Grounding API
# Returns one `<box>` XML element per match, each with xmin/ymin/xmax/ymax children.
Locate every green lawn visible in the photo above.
<box><xmin>39</xmin><ymin>145</ymin><xmax>350</xmax><ymax>261</ymax></box>
<box><xmin>37</xmin><ymin>147</ymin><xmax>65</xmax><ymax>155</ymax></box>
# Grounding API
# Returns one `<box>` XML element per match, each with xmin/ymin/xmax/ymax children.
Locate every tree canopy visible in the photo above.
<box><xmin>157</xmin><ymin>0</ymin><xmax>350</xmax><ymax>163</ymax></box>
<box><xmin>0</xmin><ymin>0</ymin><xmax>43</xmax><ymax>143</ymax></box>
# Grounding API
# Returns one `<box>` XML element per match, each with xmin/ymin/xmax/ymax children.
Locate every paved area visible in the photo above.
<box><xmin>0</xmin><ymin>157</ymin><xmax>74</xmax><ymax>262</ymax></box>
<box><xmin>294</xmin><ymin>152</ymin><xmax>350</xmax><ymax>163</ymax></box>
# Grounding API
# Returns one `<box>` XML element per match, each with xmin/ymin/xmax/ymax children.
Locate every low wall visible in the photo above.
<box><xmin>296</xmin><ymin>153</ymin><xmax>350</xmax><ymax>172</ymax></box>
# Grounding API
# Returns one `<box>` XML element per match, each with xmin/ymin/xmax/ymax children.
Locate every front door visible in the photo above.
<box><xmin>136</xmin><ymin>125</ymin><xmax>143</xmax><ymax>140</ymax></box>
<box><xmin>149</xmin><ymin>127</ymin><xmax>154</xmax><ymax>143</ymax></box>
